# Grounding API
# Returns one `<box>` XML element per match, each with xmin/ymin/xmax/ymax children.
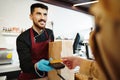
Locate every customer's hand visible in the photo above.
<box><xmin>62</xmin><ymin>56</ymin><xmax>82</xmax><ymax>69</ymax></box>
<box><xmin>36</xmin><ymin>59</ymin><xmax>54</xmax><ymax>72</ymax></box>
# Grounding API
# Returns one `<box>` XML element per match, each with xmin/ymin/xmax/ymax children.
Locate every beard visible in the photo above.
<box><xmin>33</xmin><ymin>19</ymin><xmax>46</xmax><ymax>30</ymax></box>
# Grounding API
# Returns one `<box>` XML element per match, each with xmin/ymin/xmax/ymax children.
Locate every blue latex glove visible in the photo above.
<box><xmin>37</xmin><ymin>59</ymin><xmax>54</xmax><ymax>72</ymax></box>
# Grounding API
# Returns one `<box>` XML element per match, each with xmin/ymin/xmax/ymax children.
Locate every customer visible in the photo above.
<box><xmin>63</xmin><ymin>0</ymin><xmax>120</xmax><ymax>80</ymax></box>
<box><xmin>16</xmin><ymin>3</ymin><xmax>54</xmax><ymax>80</ymax></box>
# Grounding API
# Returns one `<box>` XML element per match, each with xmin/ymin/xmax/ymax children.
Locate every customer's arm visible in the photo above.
<box><xmin>80</xmin><ymin>59</ymin><xmax>97</xmax><ymax>77</ymax></box>
<box><xmin>63</xmin><ymin>56</ymin><xmax>105</xmax><ymax>79</ymax></box>
<box><xmin>81</xmin><ymin>59</ymin><xmax>106</xmax><ymax>80</ymax></box>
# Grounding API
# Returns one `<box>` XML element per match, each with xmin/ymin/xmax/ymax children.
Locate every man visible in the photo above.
<box><xmin>16</xmin><ymin>3</ymin><xmax>54</xmax><ymax>80</ymax></box>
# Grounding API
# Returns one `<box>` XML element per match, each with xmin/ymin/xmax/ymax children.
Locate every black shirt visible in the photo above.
<box><xmin>16</xmin><ymin>28</ymin><xmax>54</xmax><ymax>74</ymax></box>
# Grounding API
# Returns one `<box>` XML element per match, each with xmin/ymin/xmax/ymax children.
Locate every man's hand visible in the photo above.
<box><xmin>36</xmin><ymin>59</ymin><xmax>54</xmax><ymax>72</ymax></box>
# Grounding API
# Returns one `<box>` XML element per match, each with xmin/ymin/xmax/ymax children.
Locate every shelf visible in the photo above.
<box><xmin>1</xmin><ymin>32</ymin><xmax>20</xmax><ymax>36</ymax></box>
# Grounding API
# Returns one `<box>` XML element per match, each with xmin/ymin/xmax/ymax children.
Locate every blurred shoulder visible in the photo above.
<box><xmin>45</xmin><ymin>28</ymin><xmax>53</xmax><ymax>33</ymax></box>
<box><xmin>17</xmin><ymin>28</ymin><xmax>30</xmax><ymax>40</ymax></box>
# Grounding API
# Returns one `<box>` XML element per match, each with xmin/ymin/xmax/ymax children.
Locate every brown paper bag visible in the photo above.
<box><xmin>48</xmin><ymin>40</ymin><xmax>74</xmax><ymax>80</ymax></box>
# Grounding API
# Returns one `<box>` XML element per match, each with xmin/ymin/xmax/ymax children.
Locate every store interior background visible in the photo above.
<box><xmin>0</xmin><ymin>0</ymin><xmax>94</xmax><ymax>67</ymax></box>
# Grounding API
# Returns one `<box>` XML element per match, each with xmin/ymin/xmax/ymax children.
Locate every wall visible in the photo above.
<box><xmin>0</xmin><ymin>0</ymin><xmax>94</xmax><ymax>38</ymax></box>
<box><xmin>0</xmin><ymin>0</ymin><xmax>94</xmax><ymax>62</ymax></box>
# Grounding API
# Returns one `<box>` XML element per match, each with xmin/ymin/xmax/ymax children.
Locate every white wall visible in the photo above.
<box><xmin>0</xmin><ymin>0</ymin><xmax>94</xmax><ymax>38</ymax></box>
<box><xmin>48</xmin><ymin>6</ymin><xmax>94</xmax><ymax>38</ymax></box>
<box><xmin>0</xmin><ymin>0</ymin><xmax>94</xmax><ymax>62</ymax></box>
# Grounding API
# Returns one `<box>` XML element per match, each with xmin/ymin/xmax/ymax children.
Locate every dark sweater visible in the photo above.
<box><xmin>16</xmin><ymin>28</ymin><xmax>54</xmax><ymax>74</ymax></box>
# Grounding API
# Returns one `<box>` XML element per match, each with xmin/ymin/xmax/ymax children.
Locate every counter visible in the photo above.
<box><xmin>0</xmin><ymin>62</ymin><xmax>20</xmax><ymax>73</ymax></box>
<box><xmin>0</xmin><ymin>61</ymin><xmax>21</xmax><ymax>80</ymax></box>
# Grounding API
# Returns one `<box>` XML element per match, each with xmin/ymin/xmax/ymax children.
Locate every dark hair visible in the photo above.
<box><xmin>30</xmin><ymin>3</ymin><xmax>48</xmax><ymax>14</ymax></box>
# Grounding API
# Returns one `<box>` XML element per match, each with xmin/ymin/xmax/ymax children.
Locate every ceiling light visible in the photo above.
<box><xmin>73</xmin><ymin>0</ymin><xmax>99</xmax><ymax>7</ymax></box>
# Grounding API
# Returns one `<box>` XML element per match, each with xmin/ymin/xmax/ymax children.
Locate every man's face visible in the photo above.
<box><xmin>30</xmin><ymin>8</ymin><xmax>48</xmax><ymax>29</ymax></box>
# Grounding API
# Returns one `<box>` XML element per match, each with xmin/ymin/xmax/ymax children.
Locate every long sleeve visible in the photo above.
<box><xmin>16</xmin><ymin>30</ymin><xmax>35</xmax><ymax>73</ymax></box>
<box><xmin>76</xmin><ymin>59</ymin><xmax>106</xmax><ymax>80</ymax></box>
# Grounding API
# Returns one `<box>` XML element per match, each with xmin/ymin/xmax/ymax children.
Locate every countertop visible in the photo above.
<box><xmin>0</xmin><ymin>61</ymin><xmax>20</xmax><ymax>73</ymax></box>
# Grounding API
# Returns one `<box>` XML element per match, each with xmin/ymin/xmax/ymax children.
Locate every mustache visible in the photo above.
<box><xmin>38</xmin><ymin>19</ymin><xmax>46</xmax><ymax>23</ymax></box>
